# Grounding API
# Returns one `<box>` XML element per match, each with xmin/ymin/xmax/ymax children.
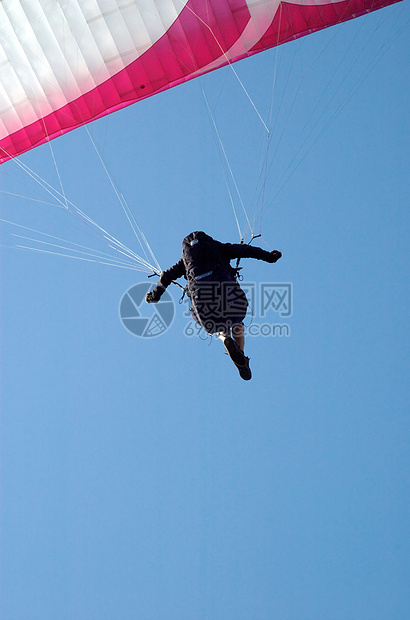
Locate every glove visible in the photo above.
<box><xmin>146</xmin><ymin>291</ymin><xmax>156</xmax><ymax>303</ymax></box>
<box><xmin>145</xmin><ymin>286</ymin><xmax>164</xmax><ymax>304</ymax></box>
<box><xmin>268</xmin><ymin>250</ymin><xmax>282</xmax><ymax>263</ymax></box>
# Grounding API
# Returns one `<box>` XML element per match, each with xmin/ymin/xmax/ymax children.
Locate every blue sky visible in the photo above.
<box><xmin>1</xmin><ymin>4</ymin><xmax>409</xmax><ymax>619</ymax></box>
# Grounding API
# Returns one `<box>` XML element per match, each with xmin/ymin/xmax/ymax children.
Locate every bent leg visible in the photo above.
<box><xmin>217</xmin><ymin>324</ymin><xmax>251</xmax><ymax>380</ymax></box>
<box><xmin>232</xmin><ymin>322</ymin><xmax>245</xmax><ymax>353</ymax></box>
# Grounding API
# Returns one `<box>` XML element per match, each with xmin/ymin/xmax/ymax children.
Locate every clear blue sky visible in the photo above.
<box><xmin>1</xmin><ymin>4</ymin><xmax>409</xmax><ymax>619</ymax></box>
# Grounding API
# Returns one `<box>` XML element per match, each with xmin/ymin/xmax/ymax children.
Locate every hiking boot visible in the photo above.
<box><xmin>223</xmin><ymin>336</ymin><xmax>246</xmax><ymax>365</ymax></box>
<box><xmin>224</xmin><ymin>337</ymin><xmax>252</xmax><ymax>380</ymax></box>
<box><xmin>236</xmin><ymin>356</ymin><xmax>252</xmax><ymax>381</ymax></box>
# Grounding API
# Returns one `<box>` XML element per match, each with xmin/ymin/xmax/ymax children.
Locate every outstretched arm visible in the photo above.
<box><xmin>146</xmin><ymin>258</ymin><xmax>185</xmax><ymax>303</ymax></box>
<box><xmin>222</xmin><ymin>243</ymin><xmax>282</xmax><ymax>263</ymax></box>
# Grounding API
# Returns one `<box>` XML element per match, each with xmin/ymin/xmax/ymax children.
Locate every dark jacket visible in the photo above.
<box><xmin>151</xmin><ymin>231</ymin><xmax>279</xmax><ymax>333</ymax></box>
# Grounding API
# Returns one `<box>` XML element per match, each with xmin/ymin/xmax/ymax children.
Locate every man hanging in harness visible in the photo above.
<box><xmin>146</xmin><ymin>231</ymin><xmax>282</xmax><ymax>380</ymax></box>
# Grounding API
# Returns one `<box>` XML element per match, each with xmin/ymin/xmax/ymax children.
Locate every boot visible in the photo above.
<box><xmin>224</xmin><ymin>337</ymin><xmax>252</xmax><ymax>380</ymax></box>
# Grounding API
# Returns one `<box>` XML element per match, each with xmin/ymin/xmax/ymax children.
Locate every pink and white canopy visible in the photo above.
<box><xmin>0</xmin><ymin>0</ymin><xmax>401</xmax><ymax>164</ymax></box>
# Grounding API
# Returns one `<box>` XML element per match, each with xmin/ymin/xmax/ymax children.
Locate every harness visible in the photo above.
<box><xmin>194</xmin><ymin>269</ymin><xmax>214</xmax><ymax>281</ymax></box>
<box><xmin>234</xmin><ymin>233</ymin><xmax>262</xmax><ymax>280</ymax></box>
<box><xmin>148</xmin><ymin>233</ymin><xmax>262</xmax><ymax>304</ymax></box>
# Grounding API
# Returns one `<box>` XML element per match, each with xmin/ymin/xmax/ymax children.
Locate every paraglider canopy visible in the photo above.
<box><xmin>0</xmin><ymin>0</ymin><xmax>402</xmax><ymax>164</ymax></box>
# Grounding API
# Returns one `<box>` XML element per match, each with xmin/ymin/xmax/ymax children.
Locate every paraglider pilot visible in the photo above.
<box><xmin>146</xmin><ymin>231</ymin><xmax>281</xmax><ymax>380</ymax></box>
